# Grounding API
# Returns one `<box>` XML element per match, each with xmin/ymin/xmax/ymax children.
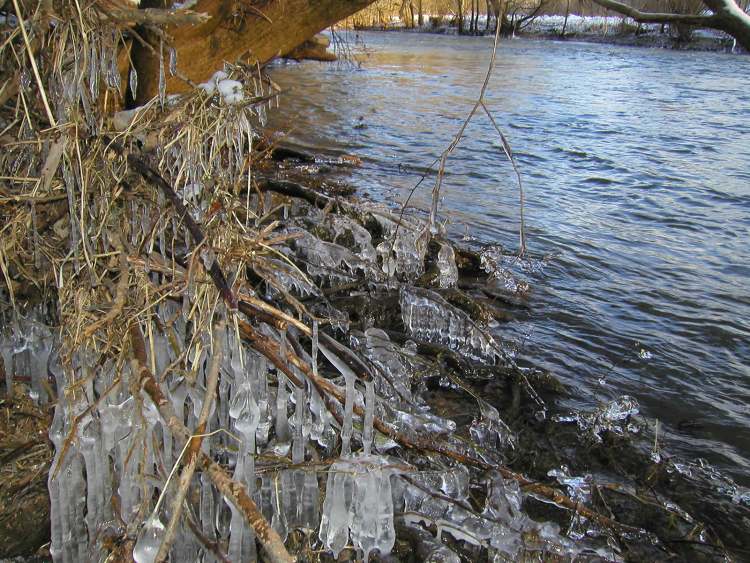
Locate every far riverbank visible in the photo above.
<box><xmin>347</xmin><ymin>14</ymin><xmax>742</xmax><ymax>53</ymax></box>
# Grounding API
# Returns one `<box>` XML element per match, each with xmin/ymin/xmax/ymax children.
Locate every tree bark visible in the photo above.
<box><xmin>133</xmin><ymin>0</ymin><xmax>375</xmax><ymax>104</ymax></box>
<box><xmin>589</xmin><ymin>0</ymin><xmax>750</xmax><ymax>51</ymax></box>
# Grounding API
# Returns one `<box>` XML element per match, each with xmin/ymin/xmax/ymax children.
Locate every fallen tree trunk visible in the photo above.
<box><xmin>589</xmin><ymin>0</ymin><xmax>750</xmax><ymax>51</ymax></box>
<box><xmin>132</xmin><ymin>0</ymin><xmax>374</xmax><ymax>103</ymax></box>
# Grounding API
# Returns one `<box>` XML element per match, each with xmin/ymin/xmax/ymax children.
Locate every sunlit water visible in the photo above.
<box><xmin>268</xmin><ymin>32</ymin><xmax>750</xmax><ymax>485</ymax></box>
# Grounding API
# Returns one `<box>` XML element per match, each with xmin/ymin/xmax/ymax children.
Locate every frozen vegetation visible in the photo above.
<box><xmin>0</xmin><ymin>3</ymin><xmax>748</xmax><ymax>562</ymax></box>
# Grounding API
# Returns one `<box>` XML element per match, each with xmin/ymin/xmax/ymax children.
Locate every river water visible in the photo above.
<box><xmin>268</xmin><ymin>32</ymin><xmax>750</xmax><ymax>486</ymax></box>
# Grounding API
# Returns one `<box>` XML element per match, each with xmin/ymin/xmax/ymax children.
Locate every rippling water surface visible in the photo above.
<box><xmin>268</xmin><ymin>32</ymin><xmax>750</xmax><ymax>484</ymax></box>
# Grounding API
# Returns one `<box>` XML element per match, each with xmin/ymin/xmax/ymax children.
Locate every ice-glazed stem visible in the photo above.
<box><xmin>129</xmin><ymin>325</ymin><xmax>293</xmax><ymax>563</ymax></box>
<box><xmin>311</xmin><ymin>319</ymin><xmax>319</xmax><ymax>377</ymax></box>
<box><xmin>363</xmin><ymin>380</ymin><xmax>375</xmax><ymax>456</ymax></box>
<box><xmin>292</xmin><ymin>383</ymin><xmax>305</xmax><ymax>464</ymax></box>
<box><xmin>275</xmin><ymin>372</ymin><xmax>290</xmax><ymax>441</ymax></box>
<box><xmin>342</xmin><ymin>371</ymin><xmax>354</xmax><ymax>456</ymax></box>
<box><xmin>153</xmin><ymin>322</ymin><xmax>223</xmax><ymax>562</ymax></box>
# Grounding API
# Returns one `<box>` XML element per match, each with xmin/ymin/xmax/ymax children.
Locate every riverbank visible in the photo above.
<box><xmin>3</xmin><ymin>141</ymin><xmax>749</xmax><ymax>560</ymax></box>
<box><xmin>349</xmin><ymin>14</ymin><xmax>741</xmax><ymax>53</ymax></box>
<box><xmin>2</xmin><ymin>7</ymin><xmax>749</xmax><ymax>561</ymax></box>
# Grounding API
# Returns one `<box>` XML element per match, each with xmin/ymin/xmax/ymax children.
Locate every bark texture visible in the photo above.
<box><xmin>133</xmin><ymin>0</ymin><xmax>374</xmax><ymax>103</ymax></box>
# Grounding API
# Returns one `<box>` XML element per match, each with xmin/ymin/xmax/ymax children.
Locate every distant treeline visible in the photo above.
<box><xmin>347</xmin><ymin>0</ymin><xmax>749</xmax><ymax>35</ymax></box>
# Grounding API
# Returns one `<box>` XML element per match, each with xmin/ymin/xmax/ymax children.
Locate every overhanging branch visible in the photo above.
<box><xmin>589</xmin><ymin>0</ymin><xmax>719</xmax><ymax>26</ymax></box>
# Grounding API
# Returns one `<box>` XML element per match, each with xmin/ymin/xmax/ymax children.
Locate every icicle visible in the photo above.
<box><xmin>269</xmin><ymin>474</ymin><xmax>288</xmax><ymax>540</ymax></box>
<box><xmin>311</xmin><ymin>320</ymin><xmax>319</xmax><ymax>377</ymax></box>
<box><xmin>128</xmin><ymin>67</ymin><xmax>138</xmax><ymax>102</ymax></box>
<box><xmin>80</xmin><ymin>418</ymin><xmax>106</xmax><ymax>544</ymax></box>
<box><xmin>200</xmin><ymin>473</ymin><xmax>216</xmax><ymax>542</ymax></box>
<box><xmin>228</xmin><ymin>382</ymin><xmax>258</xmax><ymax>560</ymax></box>
<box><xmin>292</xmin><ymin>384</ymin><xmax>305</xmax><ymax>464</ymax></box>
<box><xmin>320</xmin><ymin>457</ymin><xmax>397</xmax><ymax>559</ymax></box>
<box><xmin>158</xmin><ymin>40</ymin><xmax>166</xmax><ymax>106</ymax></box>
<box><xmin>437</xmin><ymin>243</ymin><xmax>459</xmax><ymax>288</ymax></box>
<box><xmin>227</xmin><ymin>476</ymin><xmax>246</xmax><ymax>561</ymax></box>
<box><xmin>64</xmin><ymin>454</ymin><xmax>88</xmax><ymax>561</ymax></box>
<box><xmin>342</xmin><ymin>369</ymin><xmax>354</xmax><ymax>456</ymax></box>
<box><xmin>133</xmin><ymin>514</ymin><xmax>166</xmax><ymax>563</ymax></box>
<box><xmin>230</xmin><ymin>382</ymin><xmax>261</xmax><ymax>439</ymax></box>
<box><xmin>107</xmin><ymin>45</ymin><xmax>121</xmax><ymax>94</ymax></box>
<box><xmin>363</xmin><ymin>380</ymin><xmax>375</xmax><ymax>456</ymax></box>
<box><xmin>275</xmin><ymin>372</ymin><xmax>290</xmax><ymax>443</ymax></box>
<box><xmin>89</xmin><ymin>40</ymin><xmax>99</xmax><ymax>100</ymax></box>
<box><xmin>309</xmin><ymin>383</ymin><xmax>332</xmax><ymax>448</ymax></box>
<box><xmin>319</xmin><ymin>463</ymin><xmax>353</xmax><ymax>556</ymax></box>
<box><xmin>168</xmin><ymin>47</ymin><xmax>177</xmax><ymax>76</ymax></box>
<box><xmin>48</xmin><ymin>400</ymin><xmax>66</xmax><ymax>561</ymax></box>
<box><xmin>0</xmin><ymin>337</ymin><xmax>12</xmax><ymax>397</ymax></box>
<box><xmin>301</xmin><ymin>469</ymin><xmax>320</xmax><ymax>531</ymax></box>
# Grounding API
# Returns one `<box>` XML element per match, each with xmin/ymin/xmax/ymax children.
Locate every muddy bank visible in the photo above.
<box><xmin>0</xmin><ymin>390</ymin><xmax>53</xmax><ymax>559</ymax></box>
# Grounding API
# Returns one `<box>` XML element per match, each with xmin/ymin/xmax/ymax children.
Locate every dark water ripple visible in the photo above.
<box><xmin>268</xmin><ymin>32</ymin><xmax>750</xmax><ymax>485</ymax></box>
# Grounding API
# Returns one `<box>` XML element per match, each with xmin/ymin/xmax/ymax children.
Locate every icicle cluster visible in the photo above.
<box><xmin>293</xmin><ymin>226</ymin><xmax>384</xmax><ymax>284</ymax></box>
<box><xmin>319</xmin><ymin>456</ymin><xmax>397</xmax><ymax>560</ymax></box>
<box><xmin>369</xmin><ymin>212</ymin><xmax>432</xmax><ymax>280</ymax></box>
<box><xmin>397</xmin><ymin>470</ymin><xmax>589</xmax><ymax>560</ymax></box>
<box><xmin>400</xmin><ymin>286</ymin><xmax>506</xmax><ymax>363</ymax></box>
<box><xmin>0</xmin><ymin>306</ymin><xmax>54</xmax><ymax>403</ymax></box>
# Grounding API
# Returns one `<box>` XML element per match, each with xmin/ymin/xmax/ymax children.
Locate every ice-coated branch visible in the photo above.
<box><xmin>128</xmin><ymin>324</ymin><xmax>293</xmax><ymax>563</ymax></box>
<box><xmin>245</xmin><ymin>318</ymin><xmax>650</xmax><ymax>540</ymax></box>
<box><xmin>154</xmin><ymin>320</ymin><xmax>224</xmax><ymax>562</ymax></box>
